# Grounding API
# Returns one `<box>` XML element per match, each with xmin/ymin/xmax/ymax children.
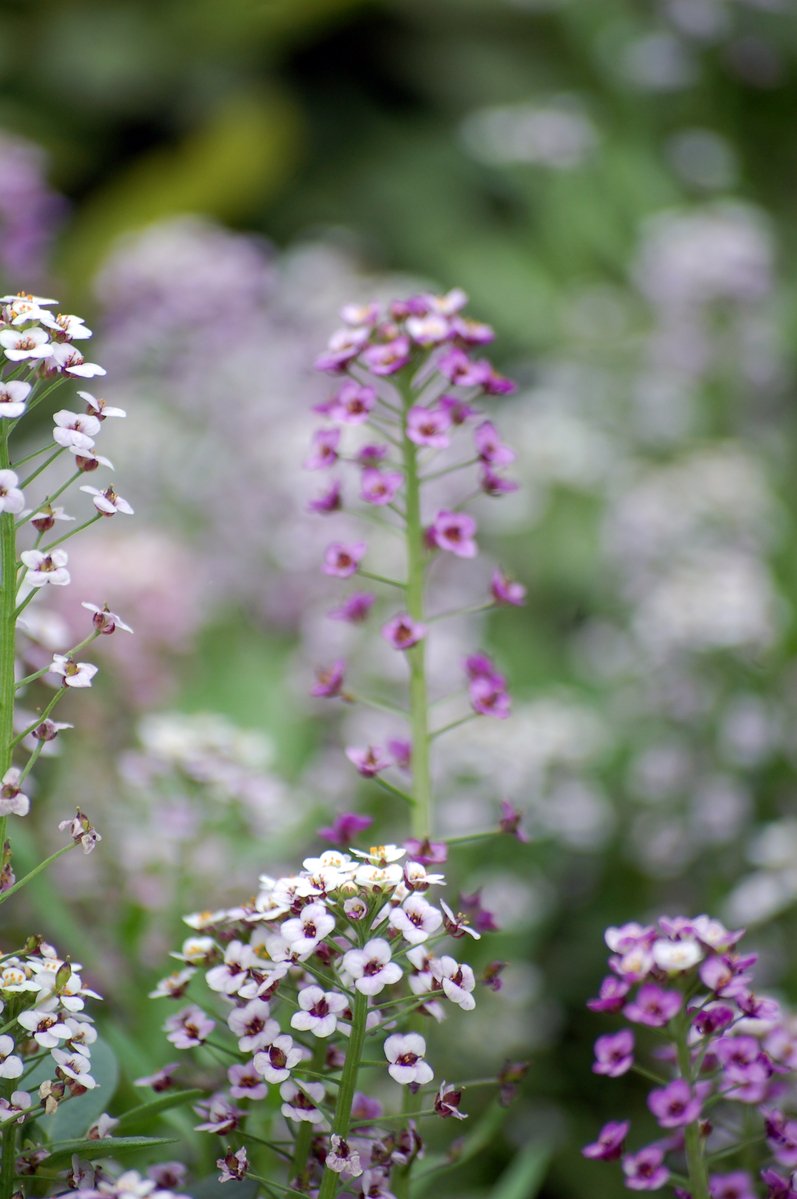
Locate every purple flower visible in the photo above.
<box><xmin>323</xmin><ymin>541</ymin><xmax>366</xmax><ymax>578</ymax></box>
<box><xmin>164</xmin><ymin>1005</ymin><xmax>215</xmax><ymax>1049</ymax></box>
<box><xmin>328</xmin><ymin>592</ymin><xmax>376</xmax><ymax>623</ymax></box>
<box><xmin>622</xmin><ymin>1146</ymin><xmax>670</xmax><ymax>1191</ymax></box>
<box><xmin>587</xmin><ymin>976</ymin><xmax>631</xmax><ymax>1014</ymax></box>
<box><xmin>623</xmin><ymin>984</ymin><xmax>682</xmax><ymax>1028</ymax></box>
<box><xmin>406</xmin><ymin>405</ymin><xmax>451</xmax><ymax>448</ymax></box>
<box><xmin>474</xmin><ymin>420</ymin><xmax>515</xmax><ymax>467</ymax></box>
<box><xmin>360</xmin><ymin>468</ymin><xmax>403</xmax><ymax>506</ymax></box>
<box><xmin>692</xmin><ymin>1003</ymin><xmax>734</xmax><ymax>1036</ymax></box>
<box><xmin>311</xmin><ymin>660</ymin><xmax>346</xmax><ymax>698</ymax></box>
<box><xmin>459</xmin><ymin>889</ymin><xmax>499</xmax><ymax>933</ymax></box>
<box><xmin>593</xmin><ymin>1030</ymin><xmax>634</xmax><ymax>1078</ymax></box>
<box><xmin>217</xmin><ymin>1148</ymin><xmax>249</xmax><ymax>1183</ymax></box>
<box><xmin>647</xmin><ymin>1079</ymin><xmax>701</xmax><ymax>1128</ymax></box>
<box><xmin>761</xmin><ymin>1168</ymin><xmax>797</xmax><ymax>1199</ymax></box>
<box><xmin>308</xmin><ymin>479</ymin><xmax>342</xmax><ymax>514</ymax></box>
<box><xmin>361</xmin><ymin>337</ymin><xmax>411</xmax><ymax>375</ymax></box>
<box><xmin>382</xmin><ymin>613</ymin><xmax>427</xmax><ymax>650</ymax></box>
<box><xmin>329</xmin><ymin>380</ymin><xmax>376</xmax><ymax>424</ymax></box>
<box><xmin>304</xmin><ymin>427</ymin><xmax>340</xmax><ymax>470</ymax></box>
<box><xmin>708</xmin><ymin>1171</ymin><xmax>756</xmax><ymax>1199</ymax></box>
<box><xmin>318</xmin><ymin>812</ymin><xmax>373</xmax><ymax>846</ymax></box>
<box><xmin>582</xmin><ymin>1119</ymin><xmax>630</xmax><ymax>1161</ymax></box>
<box><xmin>480</xmin><ymin>464</ymin><xmax>519</xmax><ymax>496</ymax></box>
<box><xmin>346</xmin><ymin>745</ymin><xmax>391</xmax><ymax>777</ymax></box>
<box><xmin>491</xmin><ymin>569</ymin><xmax>526</xmax><ymax>606</ymax></box>
<box><xmin>406</xmin><ymin>837</ymin><xmax>448</xmax><ymax>866</ymax></box>
<box><xmin>387</xmin><ymin>738</ymin><xmax>411</xmax><ymax>770</ymax></box>
<box><xmin>351</xmin><ymin>1092</ymin><xmax>383</xmax><ymax>1123</ymax></box>
<box><xmin>357</xmin><ymin>443</ymin><xmax>388</xmax><ymax>466</ymax></box>
<box><xmin>469</xmin><ymin>673</ymin><xmax>511</xmax><ymax>719</ymax></box>
<box><xmin>429</xmin><ymin>509</ymin><xmax>478</xmax><ymax>558</ymax></box>
<box><xmin>498</xmin><ymin>799</ymin><xmax>528</xmax><ymax>842</ymax></box>
<box><xmin>438</xmin><ymin>393</ymin><xmax>478</xmax><ymax>425</ymax></box>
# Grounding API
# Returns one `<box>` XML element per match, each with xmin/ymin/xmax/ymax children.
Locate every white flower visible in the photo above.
<box><xmin>51</xmin><ymin>1048</ymin><xmax>96</xmax><ymax>1087</ymax></box>
<box><xmin>0</xmin><ymin>470</ymin><xmax>24</xmax><ymax>515</ymax></box>
<box><xmin>404</xmin><ymin>861</ymin><xmax>445</xmax><ymax>889</ymax></box>
<box><xmin>81</xmin><ymin>602</ymin><xmax>133</xmax><ymax>634</ymax></box>
<box><xmin>280</xmin><ymin>902</ymin><xmax>335</xmax><ymax>958</ymax></box>
<box><xmin>63</xmin><ymin>1016</ymin><xmax>97</xmax><ymax>1056</ymax></box>
<box><xmin>77</xmin><ymin>391</ymin><xmax>126</xmax><ymax>420</ymax></box>
<box><xmin>0</xmin><ymin>381</ymin><xmax>31</xmax><ymax>418</ymax></box>
<box><xmin>205</xmin><ymin>940</ymin><xmax>254</xmax><ymax>995</ymax></box>
<box><xmin>253</xmin><ymin>1032</ymin><xmax>304</xmax><ymax>1083</ymax></box>
<box><xmin>384</xmin><ymin>1032</ymin><xmax>434</xmax><ymax>1085</ymax></box>
<box><xmin>389</xmin><ymin>895</ymin><xmax>443</xmax><ymax>944</ymax></box>
<box><xmin>354</xmin><ymin>862</ymin><xmax>404</xmax><ymax>890</ymax></box>
<box><xmin>148</xmin><ymin>967</ymin><xmax>196</xmax><ymax>999</ymax></box>
<box><xmin>279</xmin><ymin>1079</ymin><xmax>325</xmax><ymax>1124</ymax></box>
<box><xmin>352</xmin><ymin>844</ymin><xmax>406</xmax><ymax>865</ymax></box>
<box><xmin>21</xmin><ymin>549</ymin><xmax>70</xmax><ymax>587</ymax></box>
<box><xmin>175</xmin><ymin>936</ymin><xmax>216</xmax><ymax>964</ymax></box>
<box><xmin>302</xmin><ymin>850</ymin><xmax>355</xmax><ymax>874</ymax></box>
<box><xmin>651</xmin><ymin>937</ymin><xmax>704</xmax><ymax>973</ymax></box>
<box><xmin>80</xmin><ymin>484</ymin><xmax>134</xmax><ymax>516</ymax></box>
<box><xmin>342</xmin><ymin>938</ymin><xmax>402</xmax><ymax>996</ymax></box>
<box><xmin>227</xmin><ymin>998</ymin><xmax>273</xmax><ymax>1053</ymax></box>
<box><xmin>0</xmin><ymin>326</ymin><xmax>51</xmax><ymax>360</ymax></box>
<box><xmin>43</xmin><ymin>342</ymin><xmax>105</xmax><ymax>377</ymax></box>
<box><xmin>326</xmin><ymin>1134</ymin><xmax>363</xmax><ymax>1179</ymax></box>
<box><xmin>0</xmin><ymin>1090</ymin><xmax>31</xmax><ymax>1125</ymax></box>
<box><xmin>68</xmin><ymin>445</ymin><xmax>114</xmax><ymax>471</ymax></box>
<box><xmin>431</xmin><ymin>956</ymin><xmax>476</xmax><ymax>1010</ymax></box>
<box><xmin>290</xmin><ymin>985</ymin><xmax>348</xmax><ymax>1038</ymax></box>
<box><xmin>0</xmin><ymin>769</ymin><xmax>29</xmax><ymax>817</ymax></box>
<box><xmin>40</xmin><ymin>312</ymin><xmax>92</xmax><ymax>339</ymax></box>
<box><xmin>50</xmin><ymin>655</ymin><xmax>97</xmax><ymax>688</ymax></box>
<box><xmin>53</xmin><ymin>409</ymin><xmax>100</xmax><ymax>449</ymax></box>
<box><xmin>16</xmin><ymin>1007</ymin><xmax>72</xmax><ymax>1049</ymax></box>
<box><xmin>0</xmin><ymin>1035</ymin><xmax>23</xmax><ymax>1079</ymax></box>
<box><xmin>407</xmin><ymin>945</ymin><xmax>436</xmax><ymax>996</ymax></box>
<box><xmin>440</xmin><ymin>899</ymin><xmax>481</xmax><ymax>940</ymax></box>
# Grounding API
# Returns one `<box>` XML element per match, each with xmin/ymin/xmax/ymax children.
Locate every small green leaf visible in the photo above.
<box><xmin>491</xmin><ymin>1142</ymin><xmax>551</xmax><ymax>1199</ymax></box>
<box><xmin>114</xmin><ymin>1088</ymin><xmax>205</xmax><ymax>1133</ymax></box>
<box><xmin>45</xmin><ymin>1136</ymin><xmax>176</xmax><ymax>1168</ymax></box>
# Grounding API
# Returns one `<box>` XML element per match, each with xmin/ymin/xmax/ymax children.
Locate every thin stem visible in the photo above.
<box><xmin>421</xmin><ymin>457</ymin><xmax>479</xmax><ymax>483</ymax></box>
<box><xmin>401</xmin><ymin>395</ymin><xmax>432</xmax><ymax>839</ymax></box>
<box><xmin>348</xmin><ymin>693</ymin><xmax>408</xmax><ymax>718</ymax></box>
<box><xmin>18</xmin><ymin>447</ymin><xmax>64</xmax><ymax>490</ymax></box>
<box><xmin>427</xmin><ymin>600</ymin><xmax>494</xmax><ymax>623</ymax></box>
<box><xmin>373</xmin><ymin>776</ymin><xmax>415</xmax><ymax>808</ymax></box>
<box><xmin>39</xmin><ymin>512</ymin><xmax>102</xmax><ymax>553</ymax></box>
<box><xmin>0</xmin><ymin>842</ymin><xmax>75</xmax><ymax>907</ymax></box>
<box><xmin>430</xmin><ymin>713</ymin><xmax>477</xmax><ymax>740</ymax></box>
<box><xmin>317</xmin><ymin>989</ymin><xmax>369</xmax><ymax>1199</ymax></box>
<box><xmin>675</xmin><ymin>1012</ymin><xmax>710</xmax><ymax>1199</ymax></box>
<box><xmin>0</xmin><ymin>426</ymin><xmax>17</xmax><ymax>854</ymax></box>
<box><xmin>359</xmin><ymin>569</ymin><xmax>407</xmax><ymax>591</ymax></box>
<box><xmin>9</xmin><ymin>689</ymin><xmax>64</xmax><ymax>750</ymax></box>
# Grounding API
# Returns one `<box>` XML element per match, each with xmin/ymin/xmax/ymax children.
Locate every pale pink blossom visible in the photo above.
<box><xmin>0</xmin><ymin>469</ymin><xmax>23</xmax><ymax>515</ymax></box>
<box><xmin>50</xmin><ymin>655</ymin><xmax>97</xmax><ymax>688</ymax></box>
<box><xmin>384</xmin><ymin>1032</ymin><xmax>434</xmax><ymax>1085</ymax></box>
<box><xmin>20</xmin><ymin>549</ymin><xmax>70</xmax><ymax>587</ymax></box>
<box><xmin>343</xmin><ymin>939</ymin><xmax>403</xmax><ymax>996</ymax></box>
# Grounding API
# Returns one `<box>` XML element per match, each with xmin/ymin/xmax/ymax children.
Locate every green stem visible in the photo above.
<box><xmin>401</xmin><ymin>396</ymin><xmax>432</xmax><ymax>839</ymax></box>
<box><xmin>317</xmin><ymin>989</ymin><xmax>369</xmax><ymax>1199</ymax></box>
<box><xmin>17</xmin><ymin>446</ymin><xmax>64</xmax><ymax>491</ymax></box>
<box><xmin>0</xmin><ymin>426</ymin><xmax>17</xmax><ymax>855</ymax></box>
<box><xmin>39</xmin><ymin>512</ymin><xmax>102</xmax><ymax>553</ymax></box>
<box><xmin>430</xmin><ymin>713</ymin><xmax>477</xmax><ymax>740</ymax></box>
<box><xmin>675</xmin><ymin>1013</ymin><xmax>710</xmax><ymax>1199</ymax></box>
<box><xmin>0</xmin><ymin>1123</ymin><xmax>16</xmax><ymax>1199</ymax></box>
<box><xmin>0</xmin><ymin>842</ymin><xmax>75</xmax><ymax>906</ymax></box>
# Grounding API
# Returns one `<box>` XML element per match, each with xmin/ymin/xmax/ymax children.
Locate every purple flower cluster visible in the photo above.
<box><xmin>585</xmin><ymin>915</ymin><xmax>797</xmax><ymax>1196</ymax></box>
<box><xmin>306</xmin><ymin>288</ymin><xmax>523</xmax><ymax>770</ymax></box>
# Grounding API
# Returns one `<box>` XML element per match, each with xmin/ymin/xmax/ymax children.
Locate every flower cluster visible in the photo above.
<box><xmin>307</xmin><ymin>289</ymin><xmax>523</xmax><ymax>780</ymax></box>
<box><xmin>1</xmin><ymin>291</ymin><xmax>133</xmax><ymax>849</ymax></box>
<box><xmin>585</xmin><ymin>915</ymin><xmax>797</xmax><ymax>1197</ymax></box>
<box><xmin>0</xmin><ymin>940</ymin><xmax>102</xmax><ymax>1132</ymax></box>
<box><xmin>153</xmin><ymin>844</ymin><xmax>480</xmax><ymax>1193</ymax></box>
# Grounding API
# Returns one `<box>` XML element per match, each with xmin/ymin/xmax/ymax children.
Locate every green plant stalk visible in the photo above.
<box><xmin>675</xmin><ymin>1014</ymin><xmax>710</xmax><ymax>1199</ymax></box>
<box><xmin>0</xmin><ymin>1121</ymin><xmax>16</xmax><ymax>1199</ymax></box>
<box><xmin>317</xmin><ymin>989</ymin><xmax>369</xmax><ymax>1199</ymax></box>
<box><xmin>401</xmin><ymin>395</ymin><xmax>432</xmax><ymax>839</ymax></box>
<box><xmin>0</xmin><ymin>425</ymin><xmax>17</xmax><ymax>857</ymax></box>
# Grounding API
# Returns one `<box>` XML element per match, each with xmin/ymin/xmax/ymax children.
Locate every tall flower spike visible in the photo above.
<box><xmin>307</xmin><ymin>288</ymin><xmax>522</xmax><ymax>840</ymax></box>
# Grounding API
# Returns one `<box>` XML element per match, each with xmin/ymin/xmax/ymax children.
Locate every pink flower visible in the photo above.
<box><xmin>474</xmin><ymin>420</ymin><xmax>515</xmax><ymax>467</ymax></box>
<box><xmin>491</xmin><ymin>569</ymin><xmax>526</xmax><ymax>606</ymax></box>
<box><xmin>382</xmin><ymin>613</ymin><xmax>427</xmax><ymax>650</ymax></box>
<box><xmin>361</xmin><ymin>337</ymin><xmax>411</xmax><ymax>375</ymax></box>
<box><xmin>346</xmin><ymin>745</ymin><xmax>391</xmax><ymax>777</ymax></box>
<box><xmin>311</xmin><ymin>660</ymin><xmax>346</xmax><ymax>698</ymax></box>
<box><xmin>623</xmin><ymin>984</ymin><xmax>682</xmax><ymax>1028</ymax></box>
<box><xmin>318</xmin><ymin>811</ymin><xmax>373</xmax><ymax>846</ymax></box>
<box><xmin>164</xmin><ymin>1005</ymin><xmax>215</xmax><ymax>1049</ymax></box>
<box><xmin>648</xmin><ymin>1079</ymin><xmax>701</xmax><ymax>1128</ymax></box>
<box><xmin>308</xmin><ymin>480</ymin><xmax>343</xmax><ymax>514</ymax></box>
<box><xmin>323</xmin><ymin>541</ymin><xmax>366</xmax><ymax>578</ymax></box>
<box><xmin>328</xmin><ymin>591</ymin><xmax>376</xmax><ymax>623</ymax></box>
<box><xmin>343</xmin><ymin>938</ymin><xmax>402</xmax><ymax>995</ymax></box>
<box><xmin>406</xmin><ymin>405</ymin><xmax>451</xmax><ymax>448</ymax></box>
<box><xmin>429</xmin><ymin>509</ymin><xmax>478</xmax><ymax>558</ymax></box>
<box><xmin>582</xmin><ymin>1120</ymin><xmax>630</xmax><ymax>1161</ymax></box>
<box><xmin>329</xmin><ymin>380</ymin><xmax>376</xmax><ymax>424</ymax></box>
<box><xmin>361</xmin><ymin>468</ymin><xmax>403</xmax><ymax>506</ymax></box>
<box><xmin>304</xmin><ymin>428</ymin><xmax>341</xmax><ymax>470</ymax></box>
<box><xmin>593</xmin><ymin>1030</ymin><xmax>634</xmax><ymax>1077</ymax></box>
<box><xmin>384</xmin><ymin>1032</ymin><xmax>433</xmax><ymax>1085</ymax></box>
<box><xmin>622</xmin><ymin>1145</ymin><xmax>670</xmax><ymax>1191</ymax></box>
